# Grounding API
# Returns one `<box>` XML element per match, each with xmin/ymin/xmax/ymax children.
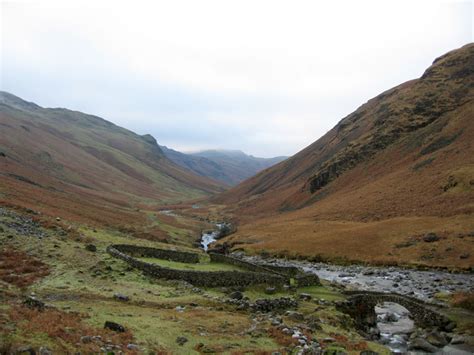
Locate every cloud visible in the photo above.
<box><xmin>1</xmin><ymin>0</ymin><xmax>472</xmax><ymax>157</ymax></box>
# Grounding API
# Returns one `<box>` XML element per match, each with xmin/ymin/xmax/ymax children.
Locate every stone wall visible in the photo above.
<box><xmin>107</xmin><ymin>245</ymin><xmax>286</xmax><ymax>287</ymax></box>
<box><xmin>112</xmin><ymin>244</ymin><xmax>199</xmax><ymax>263</ymax></box>
<box><xmin>209</xmin><ymin>253</ymin><xmax>315</xmax><ymax>282</ymax></box>
<box><xmin>336</xmin><ymin>291</ymin><xmax>454</xmax><ymax>333</ymax></box>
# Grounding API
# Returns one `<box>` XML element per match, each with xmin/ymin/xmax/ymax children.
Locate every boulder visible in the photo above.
<box><xmin>450</xmin><ymin>335</ymin><xmax>465</xmax><ymax>344</ymax></box>
<box><xmin>229</xmin><ymin>291</ymin><xmax>243</xmax><ymax>300</ymax></box>
<box><xmin>426</xmin><ymin>330</ymin><xmax>448</xmax><ymax>347</ymax></box>
<box><xmin>265</xmin><ymin>287</ymin><xmax>277</xmax><ymax>295</ymax></box>
<box><xmin>408</xmin><ymin>338</ymin><xmax>438</xmax><ymax>353</ymax></box>
<box><xmin>176</xmin><ymin>336</ymin><xmax>188</xmax><ymax>346</ymax></box>
<box><xmin>423</xmin><ymin>233</ymin><xmax>440</xmax><ymax>242</ymax></box>
<box><xmin>23</xmin><ymin>296</ymin><xmax>45</xmax><ymax>311</ymax></box>
<box><xmin>285</xmin><ymin>311</ymin><xmax>304</xmax><ymax>321</ymax></box>
<box><xmin>85</xmin><ymin>244</ymin><xmax>97</xmax><ymax>252</ymax></box>
<box><xmin>15</xmin><ymin>346</ymin><xmax>36</xmax><ymax>355</ymax></box>
<box><xmin>299</xmin><ymin>293</ymin><xmax>312</xmax><ymax>301</ymax></box>
<box><xmin>113</xmin><ymin>293</ymin><xmax>130</xmax><ymax>302</ymax></box>
<box><xmin>104</xmin><ymin>321</ymin><xmax>125</xmax><ymax>333</ymax></box>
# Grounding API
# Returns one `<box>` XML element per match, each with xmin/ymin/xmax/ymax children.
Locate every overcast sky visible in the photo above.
<box><xmin>1</xmin><ymin>0</ymin><xmax>472</xmax><ymax>157</ymax></box>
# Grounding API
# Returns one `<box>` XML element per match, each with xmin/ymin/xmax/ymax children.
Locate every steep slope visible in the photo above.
<box><xmin>217</xmin><ymin>44</ymin><xmax>474</xmax><ymax>268</ymax></box>
<box><xmin>161</xmin><ymin>147</ymin><xmax>287</xmax><ymax>186</ymax></box>
<box><xmin>0</xmin><ymin>92</ymin><xmax>225</xmax><ymax>225</ymax></box>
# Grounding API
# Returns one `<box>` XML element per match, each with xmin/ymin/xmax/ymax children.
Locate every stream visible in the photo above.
<box><xmin>237</xmin><ymin>254</ymin><xmax>474</xmax><ymax>354</ymax></box>
<box><xmin>200</xmin><ymin>223</ymin><xmax>227</xmax><ymax>251</ymax></box>
<box><xmin>198</xmin><ymin>227</ymin><xmax>474</xmax><ymax>353</ymax></box>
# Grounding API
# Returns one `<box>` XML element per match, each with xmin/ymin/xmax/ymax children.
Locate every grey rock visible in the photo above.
<box><xmin>104</xmin><ymin>321</ymin><xmax>125</xmax><ymax>332</ymax></box>
<box><xmin>229</xmin><ymin>291</ymin><xmax>243</xmax><ymax>300</ymax></box>
<box><xmin>426</xmin><ymin>330</ymin><xmax>448</xmax><ymax>347</ymax></box>
<box><xmin>299</xmin><ymin>293</ymin><xmax>312</xmax><ymax>301</ymax></box>
<box><xmin>176</xmin><ymin>336</ymin><xmax>188</xmax><ymax>346</ymax></box>
<box><xmin>113</xmin><ymin>293</ymin><xmax>130</xmax><ymax>302</ymax></box>
<box><xmin>15</xmin><ymin>346</ymin><xmax>36</xmax><ymax>355</ymax></box>
<box><xmin>80</xmin><ymin>335</ymin><xmax>92</xmax><ymax>343</ymax></box>
<box><xmin>408</xmin><ymin>338</ymin><xmax>438</xmax><ymax>353</ymax></box>
<box><xmin>127</xmin><ymin>343</ymin><xmax>139</xmax><ymax>350</ymax></box>
<box><xmin>450</xmin><ymin>335</ymin><xmax>465</xmax><ymax>344</ymax></box>
<box><xmin>423</xmin><ymin>233</ymin><xmax>440</xmax><ymax>242</ymax></box>
<box><xmin>85</xmin><ymin>244</ymin><xmax>97</xmax><ymax>252</ymax></box>
<box><xmin>285</xmin><ymin>311</ymin><xmax>304</xmax><ymax>321</ymax></box>
<box><xmin>23</xmin><ymin>296</ymin><xmax>45</xmax><ymax>311</ymax></box>
<box><xmin>38</xmin><ymin>347</ymin><xmax>52</xmax><ymax>355</ymax></box>
<box><xmin>265</xmin><ymin>287</ymin><xmax>277</xmax><ymax>294</ymax></box>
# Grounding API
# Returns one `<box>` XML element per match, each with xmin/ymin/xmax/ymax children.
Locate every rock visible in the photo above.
<box><xmin>175</xmin><ymin>306</ymin><xmax>185</xmax><ymax>312</ymax></box>
<box><xmin>426</xmin><ymin>330</ymin><xmax>448</xmax><ymax>347</ymax></box>
<box><xmin>113</xmin><ymin>293</ymin><xmax>130</xmax><ymax>302</ymax></box>
<box><xmin>85</xmin><ymin>244</ymin><xmax>97</xmax><ymax>252</ymax></box>
<box><xmin>127</xmin><ymin>343</ymin><xmax>139</xmax><ymax>350</ymax></box>
<box><xmin>265</xmin><ymin>287</ymin><xmax>277</xmax><ymax>295</ymax></box>
<box><xmin>23</xmin><ymin>296</ymin><xmax>45</xmax><ymax>311</ymax></box>
<box><xmin>299</xmin><ymin>293</ymin><xmax>312</xmax><ymax>301</ymax></box>
<box><xmin>379</xmin><ymin>312</ymin><xmax>398</xmax><ymax>323</ymax></box>
<box><xmin>408</xmin><ymin>338</ymin><xmax>438</xmax><ymax>353</ymax></box>
<box><xmin>56</xmin><ymin>217</ymin><xmax>61</xmax><ymax>221</ymax></box>
<box><xmin>460</xmin><ymin>253</ymin><xmax>470</xmax><ymax>259</ymax></box>
<box><xmin>423</xmin><ymin>233</ymin><xmax>440</xmax><ymax>242</ymax></box>
<box><xmin>80</xmin><ymin>335</ymin><xmax>92</xmax><ymax>343</ymax></box>
<box><xmin>176</xmin><ymin>336</ymin><xmax>188</xmax><ymax>346</ymax></box>
<box><xmin>38</xmin><ymin>347</ymin><xmax>52</xmax><ymax>355</ymax></box>
<box><xmin>444</xmin><ymin>321</ymin><xmax>456</xmax><ymax>332</ymax></box>
<box><xmin>104</xmin><ymin>321</ymin><xmax>125</xmax><ymax>332</ymax></box>
<box><xmin>450</xmin><ymin>335</ymin><xmax>465</xmax><ymax>344</ymax></box>
<box><xmin>15</xmin><ymin>346</ymin><xmax>36</xmax><ymax>355</ymax></box>
<box><xmin>229</xmin><ymin>291</ymin><xmax>243</xmax><ymax>300</ymax></box>
<box><xmin>286</xmin><ymin>311</ymin><xmax>304</xmax><ymax>321</ymax></box>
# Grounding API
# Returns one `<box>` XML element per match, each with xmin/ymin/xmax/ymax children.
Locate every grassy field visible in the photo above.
<box><xmin>138</xmin><ymin>257</ymin><xmax>246</xmax><ymax>272</ymax></box>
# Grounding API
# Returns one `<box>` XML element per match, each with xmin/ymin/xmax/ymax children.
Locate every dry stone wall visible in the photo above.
<box><xmin>111</xmin><ymin>244</ymin><xmax>199</xmax><ymax>263</ymax></box>
<box><xmin>107</xmin><ymin>245</ymin><xmax>320</xmax><ymax>288</ymax></box>
<box><xmin>107</xmin><ymin>245</ymin><xmax>286</xmax><ymax>287</ymax></box>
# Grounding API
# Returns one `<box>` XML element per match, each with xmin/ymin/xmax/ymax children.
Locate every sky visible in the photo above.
<box><xmin>1</xmin><ymin>0</ymin><xmax>472</xmax><ymax>157</ymax></box>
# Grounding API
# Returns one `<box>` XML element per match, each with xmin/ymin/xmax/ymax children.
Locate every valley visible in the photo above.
<box><xmin>1</xmin><ymin>43</ymin><xmax>473</xmax><ymax>354</ymax></box>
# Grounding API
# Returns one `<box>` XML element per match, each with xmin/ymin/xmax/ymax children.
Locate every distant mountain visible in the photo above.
<box><xmin>160</xmin><ymin>146</ymin><xmax>287</xmax><ymax>186</ymax></box>
<box><xmin>215</xmin><ymin>44</ymin><xmax>474</xmax><ymax>268</ymax></box>
<box><xmin>0</xmin><ymin>92</ymin><xmax>225</xmax><ymax>224</ymax></box>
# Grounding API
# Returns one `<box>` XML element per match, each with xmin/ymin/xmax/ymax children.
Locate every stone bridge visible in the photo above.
<box><xmin>336</xmin><ymin>291</ymin><xmax>455</xmax><ymax>334</ymax></box>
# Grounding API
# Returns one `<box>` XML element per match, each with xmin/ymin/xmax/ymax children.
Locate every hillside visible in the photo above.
<box><xmin>216</xmin><ymin>44</ymin><xmax>474</xmax><ymax>269</ymax></box>
<box><xmin>0</xmin><ymin>92</ymin><xmax>225</xmax><ymax>226</ymax></box>
<box><xmin>161</xmin><ymin>146</ymin><xmax>287</xmax><ymax>186</ymax></box>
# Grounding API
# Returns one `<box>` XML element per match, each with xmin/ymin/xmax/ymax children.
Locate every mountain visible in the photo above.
<box><xmin>0</xmin><ymin>92</ymin><xmax>225</xmax><ymax>225</ymax></box>
<box><xmin>160</xmin><ymin>146</ymin><xmax>287</xmax><ymax>186</ymax></box>
<box><xmin>216</xmin><ymin>44</ymin><xmax>474</xmax><ymax>268</ymax></box>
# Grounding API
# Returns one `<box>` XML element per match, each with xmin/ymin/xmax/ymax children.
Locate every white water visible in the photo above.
<box><xmin>376</xmin><ymin>302</ymin><xmax>414</xmax><ymax>354</ymax></box>
<box><xmin>201</xmin><ymin>230</ymin><xmax>219</xmax><ymax>251</ymax></box>
<box><xmin>200</xmin><ymin>223</ymin><xmax>227</xmax><ymax>251</ymax></box>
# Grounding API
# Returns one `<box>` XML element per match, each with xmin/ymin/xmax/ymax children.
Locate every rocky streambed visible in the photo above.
<box><xmin>239</xmin><ymin>255</ymin><xmax>474</xmax><ymax>302</ymax></box>
<box><xmin>236</xmin><ymin>254</ymin><xmax>474</xmax><ymax>354</ymax></box>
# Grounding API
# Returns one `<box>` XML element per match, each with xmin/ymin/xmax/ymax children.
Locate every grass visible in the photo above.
<box><xmin>137</xmin><ymin>257</ymin><xmax>247</xmax><ymax>272</ymax></box>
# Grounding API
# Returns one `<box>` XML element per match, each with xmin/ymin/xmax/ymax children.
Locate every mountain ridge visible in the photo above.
<box><xmin>160</xmin><ymin>145</ymin><xmax>287</xmax><ymax>186</ymax></box>
<box><xmin>215</xmin><ymin>43</ymin><xmax>474</xmax><ymax>268</ymax></box>
<box><xmin>0</xmin><ymin>91</ymin><xmax>225</xmax><ymax>225</ymax></box>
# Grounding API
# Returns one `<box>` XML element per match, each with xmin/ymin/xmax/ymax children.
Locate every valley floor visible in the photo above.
<box><xmin>0</xmin><ymin>206</ymin><xmax>389</xmax><ymax>354</ymax></box>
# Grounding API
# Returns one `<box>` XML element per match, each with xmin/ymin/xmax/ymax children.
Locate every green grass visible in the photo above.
<box><xmin>137</xmin><ymin>257</ymin><xmax>246</xmax><ymax>272</ymax></box>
